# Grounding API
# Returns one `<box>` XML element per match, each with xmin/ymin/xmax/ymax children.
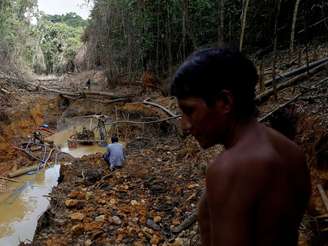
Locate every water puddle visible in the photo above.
<box><xmin>0</xmin><ymin>165</ymin><xmax>60</xmax><ymax>245</ymax></box>
<box><xmin>47</xmin><ymin>124</ymin><xmax>107</xmax><ymax>158</ymax></box>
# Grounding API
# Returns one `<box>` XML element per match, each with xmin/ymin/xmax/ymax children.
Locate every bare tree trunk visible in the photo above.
<box><xmin>156</xmin><ymin>5</ymin><xmax>160</xmax><ymax>75</ymax></box>
<box><xmin>303</xmin><ymin>3</ymin><xmax>310</xmax><ymax>75</ymax></box>
<box><xmin>166</xmin><ymin>2</ymin><xmax>173</xmax><ymax>76</ymax></box>
<box><xmin>182</xmin><ymin>0</ymin><xmax>187</xmax><ymax>59</ymax></box>
<box><xmin>259</xmin><ymin>58</ymin><xmax>265</xmax><ymax>92</ymax></box>
<box><xmin>290</xmin><ymin>0</ymin><xmax>301</xmax><ymax>55</ymax></box>
<box><xmin>240</xmin><ymin>0</ymin><xmax>250</xmax><ymax>51</ymax></box>
<box><xmin>272</xmin><ymin>0</ymin><xmax>282</xmax><ymax>101</ymax></box>
<box><xmin>229</xmin><ymin>12</ymin><xmax>232</xmax><ymax>43</ymax></box>
<box><xmin>218</xmin><ymin>0</ymin><xmax>225</xmax><ymax>45</ymax></box>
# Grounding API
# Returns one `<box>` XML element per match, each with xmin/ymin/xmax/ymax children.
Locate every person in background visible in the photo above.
<box><xmin>104</xmin><ymin>136</ymin><xmax>125</xmax><ymax>171</ymax></box>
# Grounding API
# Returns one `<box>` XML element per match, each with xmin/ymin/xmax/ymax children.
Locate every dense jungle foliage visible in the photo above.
<box><xmin>84</xmin><ymin>0</ymin><xmax>328</xmax><ymax>81</ymax></box>
<box><xmin>1</xmin><ymin>0</ymin><xmax>328</xmax><ymax>79</ymax></box>
<box><xmin>0</xmin><ymin>0</ymin><xmax>86</xmax><ymax>74</ymax></box>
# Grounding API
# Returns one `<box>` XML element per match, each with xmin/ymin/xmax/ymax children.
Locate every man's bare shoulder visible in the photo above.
<box><xmin>206</xmin><ymin>149</ymin><xmax>274</xmax><ymax>203</ymax></box>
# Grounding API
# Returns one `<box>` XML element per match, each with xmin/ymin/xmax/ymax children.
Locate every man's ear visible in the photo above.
<box><xmin>215</xmin><ymin>89</ymin><xmax>234</xmax><ymax>114</ymax></box>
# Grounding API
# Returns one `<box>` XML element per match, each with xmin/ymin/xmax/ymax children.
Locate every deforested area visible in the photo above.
<box><xmin>0</xmin><ymin>0</ymin><xmax>328</xmax><ymax>245</ymax></box>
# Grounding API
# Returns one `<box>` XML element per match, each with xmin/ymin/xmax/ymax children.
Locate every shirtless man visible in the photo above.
<box><xmin>171</xmin><ymin>48</ymin><xmax>311</xmax><ymax>246</ymax></box>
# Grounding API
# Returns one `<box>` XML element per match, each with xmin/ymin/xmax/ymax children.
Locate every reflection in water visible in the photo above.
<box><xmin>0</xmin><ymin>165</ymin><xmax>60</xmax><ymax>245</ymax></box>
<box><xmin>47</xmin><ymin>124</ymin><xmax>107</xmax><ymax>158</ymax></box>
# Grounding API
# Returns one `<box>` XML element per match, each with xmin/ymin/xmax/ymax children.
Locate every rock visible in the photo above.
<box><xmin>84</xmin><ymin>222</ymin><xmax>102</xmax><ymax>231</ymax></box>
<box><xmin>71</xmin><ymin>224</ymin><xmax>84</xmax><ymax>236</ymax></box>
<box><xmin>171</xmin><ymin>238</ymin><xmax>184</xmax><ymax>246</ymax></box>
<box><xmin>84</xmin><ymin>239</ymin><xmax>92</xmax><ymax>246</ymax></box>
<box><xmin>153</xmin><ymin>216</ymin><xmax>161</xmax><ymax>223</ymax></box>
<box><xmin>85</xmin><ymin>192</ymin><xmax>94</xmax><ymax>200</ymax></box>
<box><xmin>130</xmin><ymin>200</ymin><xmax>138</xmax><ymax>206</ymax></box>
<box><xmin>98</xmin><ymin>199</ymin><xmax>106</xmax><ymax>205</ymax></box>
<box><xmin>83</xmin><ymin>169</ymin><xmax>103</xmax><ymax>184</ymax></box>
<box><xmin>111</xmin><ymin>216</ymin><xmax>122</xmax><ymax>225</ymax></box>
<box><xmin>65</xmin><ymin>199</ymin><xmax>78</xmax><ymax>208</ymax></box>
<box><xmin>68</xmin><ymin>191</ymin><xmax>85</xmax><ymax>200</ymax></box>
<box><xmin>147</xmin><ymin>219</ymin><xmax>160</xmax><ymax>231</ymax></box>
<box><xmin>109</xmin><ymin>198</ymin><xmax>116</xmax><ymax>205</ymax></box>
<box><xmin>65</xmin><ymin>199</ymin><xmax>85</xmax><ymax>209</ymax></box>
<box><xmin>150</xmin><ymin>234</ymin><xmax>161</xmax><ymax>245</ymax></box>
<box><xmin>95</xmin><ymin>215</ymin><xmax>105</xmax><ymax>222</ymax></box>
<box><xmin>70</xmin><ymin>212</ymin><xmax>85</xmax><ymax>221</ymax></box>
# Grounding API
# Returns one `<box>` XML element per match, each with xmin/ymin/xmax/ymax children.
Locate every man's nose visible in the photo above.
<box><xmin>181</xmin><ymin>115</ymin><xmax>191</xmax><ymax>135</ymax></box>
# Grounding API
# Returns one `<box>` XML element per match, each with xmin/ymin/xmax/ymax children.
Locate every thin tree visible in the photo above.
<box><xmin>240</xmin><ymin>0</ymin><xmax>250</xmax><ymax>51</ymax></box>
<box><xmin>290</xmin><ymin>0</ymin><xmax>301</xmax><ymax>55</ymax></box>
<box><xmin>272</xmin><ymin>0</ymin><xmax>282</xmax><ymax>101</ymax></box>
<box><xmin>182</xmin><ymin>0</ymin><xmax>188</xmax><ymax>59</ymax></box>
<box><xmin>218</xmin><ymin>0</ymin><xmax>225</xmax><ymax>45</ymax></box>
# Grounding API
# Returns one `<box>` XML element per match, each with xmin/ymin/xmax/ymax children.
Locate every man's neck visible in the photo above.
<box><xmin>223</xmin><ymin>117</ymin><xmax>257</xmax><ymax>149</ymax></box>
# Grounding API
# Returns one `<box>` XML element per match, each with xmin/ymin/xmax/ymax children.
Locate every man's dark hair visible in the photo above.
<box><xmin>171</xmin><ymin>47</ymin><xmax>258</xmax><ymax>119</ymax></box>
<box><xmin>111</xmin><ymin>136</ymin><xmax>119</xmax><ymax>143</ymax></box>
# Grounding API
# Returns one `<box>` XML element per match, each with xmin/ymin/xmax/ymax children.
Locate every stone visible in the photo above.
<box><xmin>95</xmin><ymin>215</ymin><xmax>105</xmax><ymax>222</ymax></box>
<box><xmin>171</xmin><ymin>238</ymin><xmax>184</xmax><ymax>246</ymax></box>
<box><xmin>153</xmin><ymin>216</ymin><xmax>161</xmax><ymax>223</ymax></box>
<box><xmin>146</xmin><ymin>219</ymin><xmax>160</xmax><ymax>231</ymax></box>
<box><xmin>98</xmin><ymin>199</ymin><xmax>106</xmax><ymax>205</ymax></box>
<box><xmin>150</xmin><ymin>234</ymin><xmax>161</xmax><ymax>245</ymax></box>
<box><xmin>130</xmin><ymin>200</ymin><xmax>138</xmax><ymax>206</ymax></box>
<box><xmin>84</xmin><ymin>222</ymin><xmax>102</xmax><ymax>231</ymax></box>
<box><xmin>65</xmin><ymin>199</ymin><xmax>78</xmax><ymax>208</ymax></box>
<box><xmin>68</xmin><ymin>191</ymin><xmax>85</xmax><ymax>200</ymax></box>
<box><xmin>111</xmin><ymin>216</ymin><xmax>122</xmax><ymax>225</ymax></box>
<box><xmin>84</xmin><ymin>239</ymin><xmax>92</xmax><ymax>246</ymax></box>
<box><xmin>109</xmin><ymin>198</ymin><xmax>116</xmax><ymax>205</ymax></box>
<box><xmin>71</xmin><ymin>224</ymin><xmax>84</xmax><ymax>236</ymax></box>
<box><xmin>70</xmin><ymin>212</ymin><xmax>85</xmax><ymax>221</ymax></box>
<box><xmin>85</xmin><ymin>192</ymin><xmax>94</xmax><ymax>200</ymax></box>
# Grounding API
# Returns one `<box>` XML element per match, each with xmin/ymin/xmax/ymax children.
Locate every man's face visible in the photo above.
<box><xmin>178</xmin><ymin>96</ymin><xmax>230</xmax><ymax>149</ymax></box>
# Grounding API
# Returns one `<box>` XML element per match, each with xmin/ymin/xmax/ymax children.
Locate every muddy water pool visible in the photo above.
<box><xmin>0</xmin><ymin>165</ymin><xmax>60</xmax><ymax>245</ymax></box>
<box><xmin>47</xmin><ymin>124</ymin><xmax>107</xmax><ymax>158</ymax></box>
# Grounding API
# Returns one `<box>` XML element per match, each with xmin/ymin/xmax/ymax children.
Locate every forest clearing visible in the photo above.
<box><xmin>0</xmin><ymin>0</ymin><xmax>328</xmax><ymax>245</ymax></box>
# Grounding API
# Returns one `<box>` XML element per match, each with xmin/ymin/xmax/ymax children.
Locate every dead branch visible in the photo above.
<box><xmin>0</xmin><ymin>88</ymin><xmax>10</xmax><ymax>94</ymax></box>
<box><xmin>142</xmin><ymin>99</ymin><xmax>178</xmax><ymax>117</ymax></box>
<box><xmin>258</xmin><ymin>93</ymin><xmax>302</xmax><ymax>122</ymax></box>
<box><xmin>110</xmin><ymin>115</ymin><xmax>181</xmax><ymax>125</ymax></box>
<box><xmin>0</xmin><ymin>176</ymin><xmax>19</xmax><ymax>183</ymax></box>
<box><xmin>172</xmin><ymin>211</ymin><xmax>198</xmax><ymax>234</ymax></box>
<box><xmin>317</xmin><ymin>184</ymin><xmax>328</xmax><ymax>213</ymax></box>
<box><xmin>11</xmin><ymin>145</ymin><xmax>42</xmax><ymax>161</ymax></box>
<box><xmin>298</xmin><ymin>16</ymin><xmax>328</xmax><ymax>34</ymax></box>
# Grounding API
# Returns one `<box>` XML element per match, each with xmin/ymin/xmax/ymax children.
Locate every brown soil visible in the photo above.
<box><xmin>1</xmin><ymin>57</ymin><xmax>328</xmax><ymax>245</ymax></box>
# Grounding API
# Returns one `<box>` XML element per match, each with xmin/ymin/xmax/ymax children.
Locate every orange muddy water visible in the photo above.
<box><xmin>0</xmin><ymin>165</ymin><xmax>60</xmax><ymax>245</ymax></box>
<box><xmin>47</xmin><ymin>123</ymin><xmax>107</xmax><ymax>158</ymax></box>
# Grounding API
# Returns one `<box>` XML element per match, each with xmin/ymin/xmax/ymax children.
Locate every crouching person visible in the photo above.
<box><xmin>103</xmin><ymin>136</ymin><xmax>125</xmax><ymax>171</ymax></box>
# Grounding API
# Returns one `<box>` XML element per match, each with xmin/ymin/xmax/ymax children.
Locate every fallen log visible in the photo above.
<box><xmin>8</xmin><ymin>165</ymin><xmax>39</xmax><ymax>178</ymax></box>
<box><xmin>263</xmin><ymin>57</ymin><xmax>328</xmax><ymax>88</ymax></box>
<box><xmin>36</xmin><ymin>84</ymin><xmax>134</xmax><ymax>100</ymax></box>
<box><xmin>0</xmin><ymin>176</ymin><xmax>19</xmax><ymax>183</ymax></box>
<box><xmin>256</xmin><ymin>61</ymin><xmax>328</xmax><ymax>103</ymax></box>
